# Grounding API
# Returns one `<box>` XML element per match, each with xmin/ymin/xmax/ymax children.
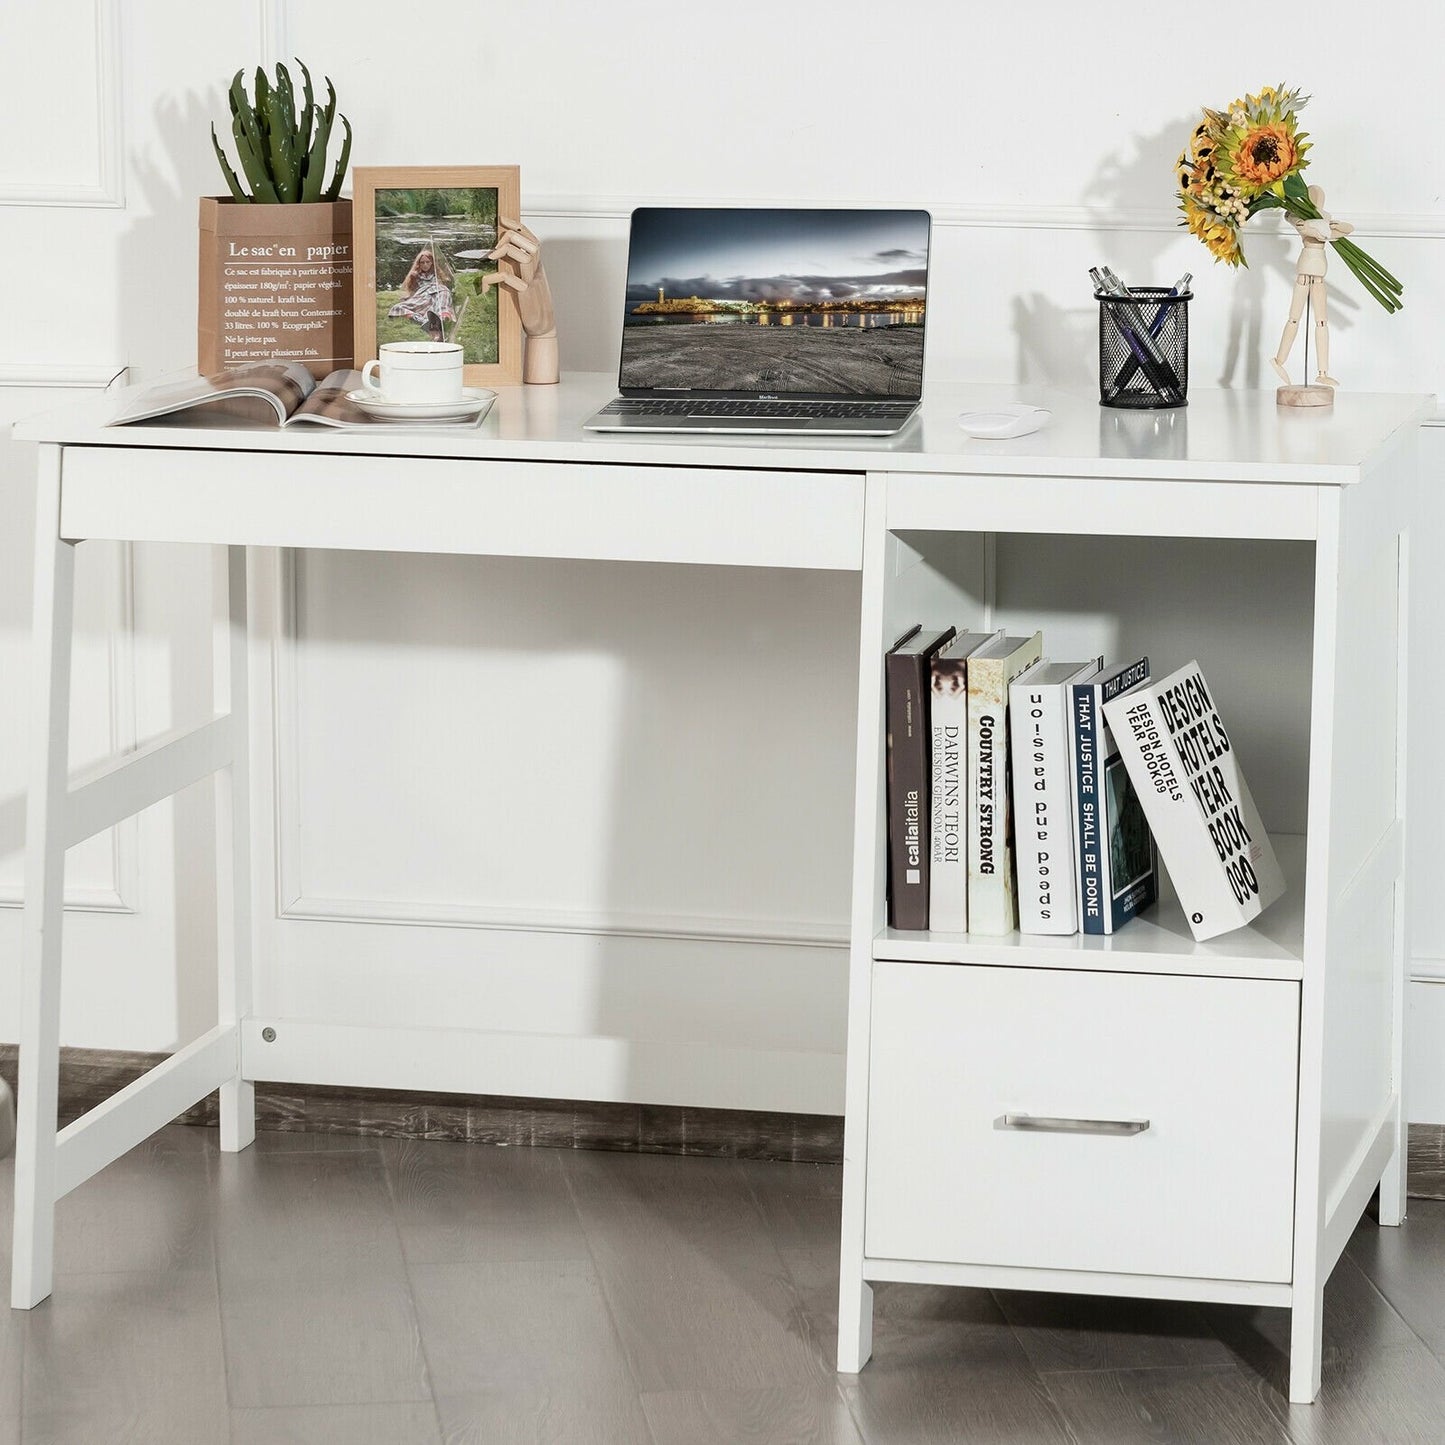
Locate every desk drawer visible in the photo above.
<box><xmin>865</xmin><ymin>962</ymin><xmax>1298</xmax><ymax>1282</ymax></box>
<box><xmin>59</xmin><ymin>448</ymin><xmax>863</xmax><ymax>570</ymax></box>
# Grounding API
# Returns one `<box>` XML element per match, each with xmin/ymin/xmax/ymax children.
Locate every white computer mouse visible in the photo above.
<box><xmin>957</xmin><ymin>403</ymin><xmax>1052</xmax><ymax>439</ymax></box>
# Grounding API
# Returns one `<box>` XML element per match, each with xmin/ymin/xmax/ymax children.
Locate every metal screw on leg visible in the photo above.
<box><xmin>262</xmin><ymin>1027</ymin><xmax>276</xmax><ymax>1043</ymax></box>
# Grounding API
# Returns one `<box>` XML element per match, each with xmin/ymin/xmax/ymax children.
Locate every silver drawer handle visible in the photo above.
<box><xmin>995</xmin><ymin>1113</ymin><xmax>1150</xmax><ymax>1137</ymax></box>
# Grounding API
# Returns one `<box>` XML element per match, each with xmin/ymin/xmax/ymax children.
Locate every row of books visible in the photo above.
<box><xmin>884</xmin><ymin>626</ymin><xmax>1285</xmax><ymax>943</ymax></box>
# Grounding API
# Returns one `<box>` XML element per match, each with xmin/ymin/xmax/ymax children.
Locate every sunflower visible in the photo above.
<box><xmin>1213</xmin><ymin>85</ymin><xmax>1311</xmax><ymax>197</ymax></box>
<box><xmin>1229</xmin><ymin>122</ymin><xmax>1301</xmax><ymax>188</ymax></box>
<box><xmin>1180</xmin><ymin>193</ymin><xmax>1244</xmax><ymax>266</ymax></box>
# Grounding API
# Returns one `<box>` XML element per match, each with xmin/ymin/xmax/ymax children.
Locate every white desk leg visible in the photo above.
<box><xmin>215</xmin><ymin>545</ymin><xmax>256</xmax><ymax>1152</ymax></box>
<box><xmin>1380</xmin><ymin>526</ymin><xmax>1411</xmax><ymax>1228</ymax></box>
<box><xmin>837</xmin><ymin>1272</ymin><xmax>874</xmax><ymax>1374</ymax></box>
<box><xmin>12</xmin><ymin>445</ymin><xmax>75</xmax><ymax>1309</ymax></box>
<box><xmin>1289</xmin><ymin>1283</ymin><xmax>1324</xmax><ymax>1404</ymax></box>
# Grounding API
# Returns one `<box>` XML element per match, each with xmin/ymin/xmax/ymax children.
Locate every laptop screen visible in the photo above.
<box><xmin>619</xmin><ymin>208</ymin><xmax>930</xmax><ymax>399</ymax></box>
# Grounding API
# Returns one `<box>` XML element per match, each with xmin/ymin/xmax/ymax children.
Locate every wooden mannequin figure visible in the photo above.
<box><xmin>1272</xmin><ymin>185</ymin><xmax>1352</xmax><ymax>406</ymax></box>
<box><xmin>481</xmin><ymin>217</ymin><xmax>559</xmax><ymax>384</ymax></box>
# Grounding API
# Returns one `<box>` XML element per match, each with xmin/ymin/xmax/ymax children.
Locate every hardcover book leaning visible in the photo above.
<box><xmin>1103</xmin><ymin>660</ymin><xmax>1285</xmax><ymax>941</ymax></box>
<box><xmin>885</xmin><ymin>626</ymin><xmax>956</xmax><ymax>930</ymax></box>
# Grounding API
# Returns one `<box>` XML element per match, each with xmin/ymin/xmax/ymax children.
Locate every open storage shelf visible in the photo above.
<box><xmin>876</xmin><ymin>834</ymin><xmax>1306</xmax><ymax>979</ymax></box>
<box><xmin>839</xmin><ymin>394</ymin><xmax>1426</xmax><ymax>1406</ymax></box>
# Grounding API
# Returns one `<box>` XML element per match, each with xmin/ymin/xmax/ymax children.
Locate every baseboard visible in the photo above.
<box><xmin>0</xmin><ymin>1044</ymin><xmax>844</xmax><ymax>1164</ymax></box>
<box><xmin>5</xmin><ymin>1042</ymin><xmax>1441</xmax><ymax>1189</ymax></box>
<box><xmin>1408</xmin><ymin>1122</ymin><xmax>1445</xmax><ymax>1199</ymax></box>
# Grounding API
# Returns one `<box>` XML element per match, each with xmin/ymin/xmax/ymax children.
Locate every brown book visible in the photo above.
<box><xmin>885</xmin><ymin>625</ymin><xmax>955</xmax><ymax>930</ymax></box>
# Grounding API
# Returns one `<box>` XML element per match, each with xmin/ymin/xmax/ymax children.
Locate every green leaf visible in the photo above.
<box><xmin>210</xmin><ymin>123</ymin><xmax>249</xmax><ymax>201</ymax></box>
<box><xmin>275</xmin><ymin>62</ymin><xmax>298</xmax><ymax>143</ymax></box>
<box><xmin>324</xmin><ymin>114</ymin><xmax>351</xmax><ymax>200</ymax></box>
<box><xmin>263</xmin><ymin>87</ymin><xmax>299</xmax><ymax>201</ymax></box>
<box><xmin>296</xmin><ymin>60</ymin><xmax>317</xmax><ymax>173</ymax></box>
<box><xmin>1282</xmin><ymin>171</ymin><xmax>1310</xmax><ymax>203</ymax></box>
<box><xmin>228</xmin><ymin>75</ymin><xmax>279</xmax><ymax>201</ymax></box>
<box><xmin>300</xmin><ymin>102</ymin><xmax>331</xmax><ymax>203</ymax></box>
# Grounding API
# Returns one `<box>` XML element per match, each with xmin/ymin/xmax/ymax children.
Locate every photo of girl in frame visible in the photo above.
<box><xmin>352</xmin><ymin>166</ymin><xmax>523</xmax><ymax>387</ymax></box>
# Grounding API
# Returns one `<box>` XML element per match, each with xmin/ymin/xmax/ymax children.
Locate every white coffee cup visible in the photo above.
<box><xmin>362</xmin><ymin>341</ymin><xmax>464</xmax><ymax>404</ymax></box>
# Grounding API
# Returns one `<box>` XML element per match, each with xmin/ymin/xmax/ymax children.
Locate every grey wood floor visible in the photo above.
<box><xmin>4</xmin><ymin>1127</ymin><xmax>1445</xmax><ymax>1443</ymax></box>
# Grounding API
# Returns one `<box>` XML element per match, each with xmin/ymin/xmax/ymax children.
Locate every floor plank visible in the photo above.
<box><xmin>22</xmin><ymin>1268</ymin><xmax>229</xmax><ymax>1445</ymax></box>
<box><xmin>840</xmin><ymin>1354</ymin><xmax>1074</xmax><ymax>1445</ymax></box>
<box><xmin>997</xmin><ymin>1290</ymin><xmax>1238</xmax><ymax>1374</ymax></box>
<box><xmin>229</xmin><ymin>1401</ymin><xmax>444</xmax><ymax>1445</ymax></box>
<box><xmin>53</xmin><ymin>1125</ymin><xmax>215</xmax><ymax>1277</ymax></box>
<box><xmin>213</xmin><ymin>1142</ymin><xmax>404</xmax><ymax>1284</ymax></box>
<box><xmin>434</xmin><ymin>1385</ymin><xmax>655</xmax><ymax>1445</ymax></box>
<box><xmin>219</xmin><ymin>1265</ymin><xmax>432</xmax><ymax>1409</ymax></box>
<box><xmin>1042</xmin><ymin>1363</ymin><xmax>1291</xmax><ymax>1445</ymax></box>
<box><xmin>641</xmin><ymin>1383</ymin><xmax>864</xmax><ymax>1444</ymax></box>
<box><xmin>562</xmin><ymin>1149</ymin><xmax>832</xmax><ymax>1393</ymax></box>
<box><xmin>409</xmin><ymin>1258</ymin><xmax>637</xmax><ymax>1398</ymax></box>
<box><xmin>1274</xmin><ymin>1339</ymin><xmax>1445</xmax><ymax>1445</ymax></box>
<box><xmin>1345</xmin><ymin>1200</ymin><xmax>1445</xmax><ymax>1357</ymax></box>
<box><xmin>385</xmin><ymin>1135</ymin><xmax>591</xmax><ymax>1266</ymax></box>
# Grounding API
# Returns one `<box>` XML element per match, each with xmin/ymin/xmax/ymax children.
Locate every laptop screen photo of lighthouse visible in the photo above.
<box><xmin>619</xmin><ymin>208</ymin><xmax>930</xmax><ymax>396</ymax></box>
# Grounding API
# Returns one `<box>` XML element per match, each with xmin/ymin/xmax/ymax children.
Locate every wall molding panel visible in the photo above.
<box><xmin>0</xmin><ymin>0</ymin><xmax>124</xmax><ymax>208</ymax></box>
<box><xmin>0</xmin><ymin>365</ymin><xmax>127</xmax><ymax>390</ymax></box>
<box><xmin>280</xmin><ymin>893</ymin><xmax>847</xmax><ymax>949</ymax></box>
<box><xmin>0</xmin><ymin>542</ymin><xmax>139</xmax><ymax>915</ymax></box>
<box><xmin>521</xmin><ymin>193</ymin><xmax>1445</xmax><ymax>242</ymax></box>
<box><xmin>1</xmin><ymin>363</ymin><xmax>136</xmax><ymax>914</ymax></box>
<box><xmin>270</xmin><ymin>552</ymin><xmax>846</xmax><ymax>949</ymax></box>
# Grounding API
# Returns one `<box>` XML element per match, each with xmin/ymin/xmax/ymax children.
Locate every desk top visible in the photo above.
<box><xmin>13</xmin><ymin>372</ymin><xmax>1434</xmax><ymax>486</ymax></box>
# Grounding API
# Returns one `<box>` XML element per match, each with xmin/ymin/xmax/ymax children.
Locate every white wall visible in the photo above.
<box><xmin>3</xmin><ymin>1</ymin><xmax>1443</xmax><ymax>1113</ymax></box>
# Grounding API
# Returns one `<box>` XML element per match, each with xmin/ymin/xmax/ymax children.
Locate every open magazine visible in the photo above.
<box><xmin>111</xmin><ymin>362</ymin><xmax>492</xmax><ymax>429</ymax></box>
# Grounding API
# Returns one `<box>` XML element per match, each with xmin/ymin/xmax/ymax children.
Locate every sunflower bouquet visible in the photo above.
<box><xmin>1177</xmin><ymin>85</ymin><xmax>1402</xmax><ymax>312</ymax></box>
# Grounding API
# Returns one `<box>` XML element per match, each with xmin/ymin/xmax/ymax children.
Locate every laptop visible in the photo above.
<box><xmin>584</xmin><ymin>207</ymin><xmax>931</xmax><ymax>435</ymax></box>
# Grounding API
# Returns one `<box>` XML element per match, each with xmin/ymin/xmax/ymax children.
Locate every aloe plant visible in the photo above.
<box><xmin>211</xmin><ymin>60</ymin><xmax>352</xmax><ymax>203</ymax></box>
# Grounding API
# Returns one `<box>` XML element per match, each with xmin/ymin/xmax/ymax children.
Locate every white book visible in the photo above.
<box><xmin>966</xmin><ymin>630</ymin><xmax>1043</xmax><ymax>935</ymax></box>
<box><xmin>928</xmin><ymin>630</ymin><xmax>1003</xmax><ymax>932</ymax></box>
<box><xmin>1102</xmin><ymin>659</ymin><xmax>1285</xmax><ymax>942</ymax></box>
<box><xmin>1010</xmin><ymin>657</ymin><xmax>1102</xmax><ymax>935</ymax></box>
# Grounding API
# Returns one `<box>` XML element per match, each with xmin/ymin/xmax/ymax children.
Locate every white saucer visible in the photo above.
<box><xmin>347</xmin><ymin>387</ymin><xmax>496</xmax><ymax>421</ymax></box>
<box><xmin>958</xmin><ymin>404</ymin><xmax>1051</xmax><ymax>439</ymax></box>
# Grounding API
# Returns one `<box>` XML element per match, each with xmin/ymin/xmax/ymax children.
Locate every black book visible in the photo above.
<box><xmin>885</xmin><ymin>625</ymin><xmax>956</xmax><ymax>929</ymax></box>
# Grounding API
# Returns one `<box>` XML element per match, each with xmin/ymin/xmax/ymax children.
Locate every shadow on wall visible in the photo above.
<box><xmin>1012</xmin><ymin>294</ymin><xmax>1095</xmax><ymax>389</ymax></box>
<box><xmin>122</xmin><ymin>91</ymin><xmax>221</xmax><ymax>380</ymax></box>
<box><xmin>124</xmin><ymin>93</ymin><xmax>228</xmax><ymax>1043</ymax></box>
<box><xmin>532</xmin><ymin>232</ymin><xmax>629</xmax><ymax>374</ymax></box>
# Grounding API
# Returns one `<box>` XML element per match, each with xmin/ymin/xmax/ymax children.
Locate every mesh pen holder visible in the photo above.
<box><xmin>1097</xmin><ymin>288</ymin><xmax>1190</xmax><ymax>409</ymax></box>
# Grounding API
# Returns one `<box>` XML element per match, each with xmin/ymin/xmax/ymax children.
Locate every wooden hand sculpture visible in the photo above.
<box><xmin>481</xmin><ymin>217</ymin><xmax>558</xmax><ymax>384</ymax></box>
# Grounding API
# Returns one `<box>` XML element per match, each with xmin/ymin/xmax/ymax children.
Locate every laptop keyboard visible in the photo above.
<box><xmin>597</xmin><ymin>398</ymin><xmax>917</xmax><ymax>420</ymax></box>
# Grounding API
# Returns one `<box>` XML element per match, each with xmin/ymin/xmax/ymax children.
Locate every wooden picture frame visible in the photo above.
<box><xmin>352</xmin><ymin>165</ymin><xmax>522</xmax><ymax>387</ymax></box>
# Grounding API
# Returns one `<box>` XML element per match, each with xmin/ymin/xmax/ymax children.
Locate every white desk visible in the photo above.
<box><xmin>11</xmin><ymin>373</ymin><xmax>1432</xmax><ymax>1404</ymax></box>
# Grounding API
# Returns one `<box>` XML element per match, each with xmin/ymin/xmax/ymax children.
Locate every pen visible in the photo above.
<box><xmin>1092</xmin><ymin>268</ymin><xmax>1184</xmax><ymax>402</ymax></box>
<box><xmin>1107</xmin><ymin>272</ymin><xmax>1191</xmax><ymax>392</ymax></box>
